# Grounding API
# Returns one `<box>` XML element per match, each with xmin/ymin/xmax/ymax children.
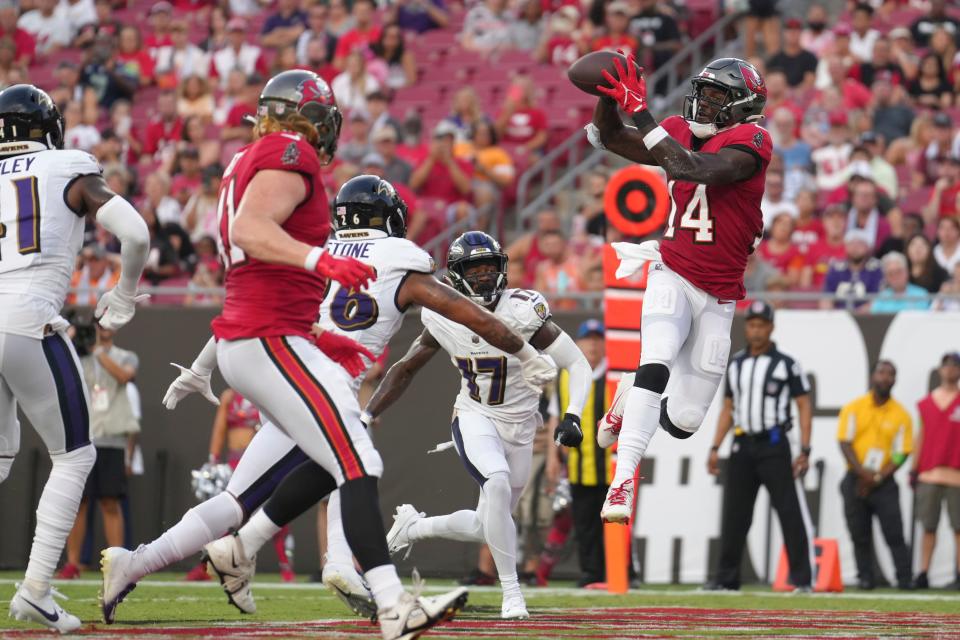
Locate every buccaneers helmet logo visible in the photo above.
<box><xmin>297</xmin><ymin>79</ymin><xmax>332</xmax><ymax>109</ymax></box>
<box><xmin>738</xmin><ymin>63</ymin><xmax>766</xmax><ymax>97</ymax></box>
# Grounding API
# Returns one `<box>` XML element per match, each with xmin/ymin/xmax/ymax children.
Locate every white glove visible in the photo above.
<box><xmin>95</xmin><ymin>287</ymin><xmax>149</xmax><ymax>330</ymax></box>
<box><xmin>520</xmin><ymin>353</ymin><xmax>558</xmax><ymax>390</ymax></box>
<box><xmin>163</xmin><ymin>363</ymin><xmax>220</xmax><ymax>410</ymax></box>
<box><xmin>584</xmin><ymin>123</ymin><xmax>606</xmax><ymax>151</ymax></box>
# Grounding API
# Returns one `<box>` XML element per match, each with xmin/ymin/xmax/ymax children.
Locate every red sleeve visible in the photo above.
<box><xmin>140</xmin><ymin>52</ymin><xmax>156</xmax><ymax>81</ymax></box>
<box><xmin>660</xmin><ymin>114</ymin><xmax>690</xmax><ymax>138</ymax></box>
<box><xmin>531</xmin><ymin>109</ymin><xmax>548</xmax><ymax>133</ymax></box>
<box><xmin>335</xmin><ymin>32</ymin><xmax>355</xmax><ymax>59</ymax></box>
<box><xmin>719</xmin><ymin>123</ymin><xmax>773</xmax><ymax>165</ymax></box>
<box><xmin>143</xmin><ymin>122</ymin><xmax>160</xmax><ymax>155</ymax></box>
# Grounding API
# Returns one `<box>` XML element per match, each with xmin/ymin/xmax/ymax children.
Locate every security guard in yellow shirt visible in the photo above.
<box><xmin>837</xmin><ymin>359</ymin><xmax>914</xmax><ymax>590</ymax></box>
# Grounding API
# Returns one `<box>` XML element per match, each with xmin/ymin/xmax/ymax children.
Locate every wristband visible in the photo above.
<box><xmin>516</xmin><ymin>343</ymin><xmax>538</xmax><ymax>363</ymax></box>
<box><xmin>630</xmin><ymin>109</ymin><xmax>657</xmax><ymax>132</ymax></box>
<box><xmin>710</xmin><ymin>445</ymin><xmax>719</xmax><ymax>452</ymax></box>
<box><xmin>801</xmin><ymin>446</ymin><xmax>812</xmax><ymax>456</ymax></box>
<box><xmin>642</xmin><ymin>125</ymin><xmax>669</xmax><ymax>149</ymax></box>
<box><xmin>304</xmin><ymin>246</ymin><xmax>324</xmax><ymax>271</ymax></box>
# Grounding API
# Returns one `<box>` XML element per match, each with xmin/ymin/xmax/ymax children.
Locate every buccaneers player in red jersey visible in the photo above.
<box><xmin>587</xmin><ymin>55</ymin><xmax>772</xmax><ymax>522</ymax></box>
<box><xmin>100</xmin><ymin>70</ymin><xmax>467</xmax><ymax>640</ymax></box>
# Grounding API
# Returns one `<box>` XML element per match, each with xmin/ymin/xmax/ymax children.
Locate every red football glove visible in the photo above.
<box><xmin>597</xmin><ymin>52</ymin><xmax>648</xmax><ymax>114</ymax></box>
<box><xmin>312</xmin><ymin>329</ymin><xmax>375</xmax><ymax>378</ymax></box>
<box><xmin>315</xmin><ymin>251</ymin><xmax>376</xmax><ymax>290</ymax></box>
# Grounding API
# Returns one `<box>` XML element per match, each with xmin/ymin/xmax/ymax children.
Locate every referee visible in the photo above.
<box><xmin>706</xmin><ymin>301</ymin><xmax>815</xmax><ymax>591</ymax></box>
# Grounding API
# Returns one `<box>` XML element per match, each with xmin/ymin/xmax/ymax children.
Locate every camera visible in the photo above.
<box><xmin>64</xmin><ymin>309</ymin><xmax>97</xmax><ymax>357</ymax></box>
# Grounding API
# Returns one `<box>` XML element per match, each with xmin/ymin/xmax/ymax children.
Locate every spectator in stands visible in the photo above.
<box><xmin>846</xmin><ymin>179</ymin><xmax>891</xmax><ymax>251</ymax></box>
<box><xmin>60</xmin><ymin>323</ymin><xmax>140</xmax><ymax>580</ymax></box>
<box><xmin>858</xmin><ymin>132</ymin><xmax>899</xmax><ymax>200</ymax></box>
<box><xmin>176</xmin><ymin>74</ymin><xmax>214</xmax><ymax>122</ymax></box>
<box><xmin>869</xmin><ymin>77</ymin><xmax>915</xmax><ymax>147</ymax></box>
<box><xmin>930</xmin><ymin>28</ymin><xmax>957</xmax><ymax>85</ymax></box>
<box><xmin>812</xmin><ymin>112</ymin><xmax>853</xmax><ymax>192</ymax></box>
<box><xmin>534</xmin><ymin>230</ymin><xmax>584</xmax><ymax>310</ymax></box>
<box><xmin>216</xmin><ymin>69</ymin><xmax>252</xmax><ymax>128</ymax></box>
<box><xmin>568</xmin><ymin>170</ymin><xmax>606</xmax><ymax>238</ymax></box>
<box><xmin>185</xmin><ymin>235</ymin><xmax>223</xmax><ymax>306</ymax></box>
<box><xmin>759</xmin><ymin>212</ymin><xmax>802</xmax><ymax>287</ymax></box>
<box><xmin>49</xmin><ymin>60</ymin><xmax>81</xmax><ymax>105</ymax></box>
<box><xmin>18</xmin><ymin>0</ymin><xmax>71</xmax><ymax>54</ymax></box>
<box><xmin>371</xmin><ymin>22</ymin><xmax>416</xmax><ymax>90</ymax></box>
<box><xmin>591</xmin><ymin>1</ymin><xmax>636</xmax><ymax>57</ymax></box>
<box><xmin>742</xmin><ymin>0</ymin><xmax>781</xmax><ymax>60</ymax></box>
<box><xmin>116</xmin><ymin>25</ymin><xmax>155</xmax><ymax>88</ymax></box>
<box><xmin>461</xmin><ymin>0</ymin><xmax>513</xmax><ymax>56</ymax></box>
<box><xmin>332</xmin><ymin>49</ymin><xmax>380</xmax><ymax>114</ymax></box>
<box><xmin>155</xmin><ymin>18</ymin><xmax>210</xmax><ymax>89</ymax></box>
<box><xmin>763</xmin><ymin>71</ymin><xmax>802</xmax><ymax>127</ymax></box>
<box><xmin>766</xmin><ymin>18</ymin><xmax>816</xmax><ymax>89</ymax></box>
<box><xmin>303</xmin><ymin>36</ymin><xmax>338</xmax><ymax>83</ymax></box>
<box><xmin>107</xmin><ymin>97</ymin><xmax>141</xmax><ymax>162</ymax></box>
<box><xmin>849</xmin><ymin>3</ymin><xmax>879</xmax><ymax>63</ymax></box>
<box><xmin>182</xmin><ymin>163</ymin><xmax>222</xmax><ymax>241</ymax></box>
<box><xmin>760</xmin><ymin>169</ymin><xmax>798</xmax><ymax>230</ymax></box>
<box><xmin>371</xmin><ymin>126</ymin><xmax>412</xmax><ymax>185</ymax></box>
<box><xmin>887</xmin><ymin>27</ymin><xmax>919</xmax><ymax>81</ymax></box>
<box><xmin>911</xmin><ymin>351</ymin><xmax>960</xmax><ymax>589</ymax></box>
<box><xmin>821</xmin><ymin>228</ymin><xmax>884</xmax><ymax>309</ymax></box>
<box><xmin>261</xmin><ymin>0</ymin><xmax>307</xmax><ymax>50</ymax></box>
<box><xmin>296</xmin><ymin>3</ymin><xmax>336</xmax><ymax>68</ymax></box>
<box><xmin>142</xmin><ymin>90</ymin><xmax>182</xmax><ymax>159</ymax></box>
<box><xmin>507</xmin><ymin>208</ymin><xmax>561</xmax><ymax>288</ymax></box>
<box><xmin>495</xmin><ymin>75</ymin><xmax>548</xmax><ymax>155</ymax></box>
<box><xmin>200</xmin><ymin>5</ymin><xmax>229</xmax><ymax>52</ymax></box>
<box><xmin>909</xmin><ymin>53</ymin><xmax>953</xmax><ymax>110</ymax></box>
<box><xmin>270</xmin><ymin>45</ymin><xmax>299</xmax><ymax>75</ymax></box>
<box><xmin>81</xmin><ymin>33</ymin><xmax>136</xmax><ymax>109</ymax></box>
<box><xmin>64</xmin><ymin>99</ymin><xmax>101</xmax><ymax>152</ymax></box>
<box><xmin>219</xmin><ymin>75</ymin><xmax>259</xmax><ymax>146</ymax></box>
<box><xmin>837</xmin><ymin>360</ymin><xmax>914</xmax><ymax>590</ymax></box>
<box><xmin>73</xmin><ymin>0</ymin><xmax>120</xmax><ymax>48</ymax></box>
<box><xmin>68</xmin><ymin>244</ymin><xmax>119</xmax><ymax>306</ymax></box>
<box><xmin>178</xmin><ymin>114</ymin><xmax>220</xmax><ymax>168</ymax></box>
<box><xmin>509</xmin><ymin>0</ymin><xmax>544</xmax><ymax>51</ymax></box>
<box><xmin>334</xmin><ymin>0</ymin><xmax>380</xmax><ymax>67</ymax></box>
<box><xmin>744</xmin><ymin>251</ymin><xmax>785</xmax><ymax>292</ymax></box>
<box><xmin>800</xmin><ymin>3</ymin><xmax>832</xmax><ymax>59</ymax></box>
<box><xmin>339</xmin><ymin>110</ymin><xmax>373</xmax><ymax>165</ymax></box>
<box><xmin>170</xmin><ymin>146</ymin><xmax>202</xmax><ymax>207</ymax></box>
<box><xmin>142</xmin><ymin>171</ymin><xmax>182</xmax><ymax>226</ymax></box>
<box><xmin>366</xmin><ymin>90</ymin><xmax>401</xmax><ymax>139</ymax></box>
<box><xmin>388</xmin><ymin>0</ymin><xmax>448</xmax><ymax>34</ymax></box>
<box><xmin>144</xmin><ymin>1</ymin><xmax>173</xmax><ymax>54</ymax></box>
<box><xmin>447</xmin><ymin>87</ymin><xmax>487</xmax><ymax>144</ymax></box>
<box><xmin>935</xmin><ymin>217</ymin><xmax>960</xmax><ymax>274</ymax></box>
<box><xmin>918</xmin><ymin>113</ymin><xmax>957</xmax><ymax>187</ymax></box>
<box><xmin>535</xmin><ymin>5</ymin><xmax>583</xmax><ymax>67</ymax></box>
<box><xmin>854</xmin><ymin>36</ymin><xmax>905</xmax><ymax>89</ymax></box>
<box><xmin>791</xmin><ymin>189</ymin><xmax>823</xmax><ymax>254</ymax></box>
<box><xmin>871</xmin><ymin>251</ymin><xmax>930</xmax><ymax>312</ymax></box>
<box><xmin>924</xmin><ymin>158</ymin><xmax>960</xmax><ymax>224</ymax></box>
<box><xmin>468</xmin><ymin>119</ymin><xmax>514</xmax><ymax>225</ymax></box>
<box><xmin>409</xmin><ymin>120</ymin><xmax>473</xmax><ymax>205</ymax></box>
<box><xmin>0</xmin><ymin>2</ymin><xmax>35</xmax><ymax>65</ymax></box>
<box><xmin>628</xmin><ymin>0</ymin><xmax>681</xmax><ymax>75</ymax></box>
<box><xmin>911</xmin><ymin>0</ymin><xmax>960</xmax><ymax>49</ymax></box>
<box><xmin>876</xmin><ymin>211</ymin><xmax>922</xmax><ymax>259</ymax></box>
<box><xmin>326</xmin><ymin>0</ymin><xmax>354</xmax><ymax>38</ymax></box>
<box><xmin>907</xmin><ymin>234</ymin><xmax>950</xmax><ymax>294</ymax></box>
<box><xmin>211</xmin><ymin>17</ymin><xmax>268</xmax><ymax>89</ymax></box>
<box><xmin>0</xmin><ymin>37</ymin><xmax>20</xmax><ymax>88</ymax></box>
<box><xmin>770</xmin><ymin>110</ymin><xmax>812</xmax><ymax>198</ymax></box>
<box><xmin>825</xmin><ymin>55</ymin><xmax>872</xmax><ymax>111</ymax></box>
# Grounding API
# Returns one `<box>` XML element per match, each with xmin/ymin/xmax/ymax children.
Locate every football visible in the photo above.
<box><xmin>567</xmin><ymin>50</ymin><xmax>642</xmax><ymax>96</ymax></box>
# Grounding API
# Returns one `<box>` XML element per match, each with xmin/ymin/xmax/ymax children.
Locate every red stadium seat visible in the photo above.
<box><xmin>900</xmin><ymin>186</ymin><xmax>933</xmax><ymax>215</ymax></box>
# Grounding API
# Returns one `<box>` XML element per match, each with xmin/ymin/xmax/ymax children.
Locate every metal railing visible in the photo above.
<box><xmin>512</xmin><ymin>10</ymin><xmax>746</xmax><ymax>233</ymax></box>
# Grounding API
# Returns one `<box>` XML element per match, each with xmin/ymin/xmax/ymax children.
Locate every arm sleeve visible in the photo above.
<box><xmin>788</xmin><ymin>359</ymin><xmax>810</xmax><ymax>397</ymax></box>
<box><xmin>95</xmin><ymin>195</ymin><xmax>150</xmax><ymax>296</ymax></box>
<box><xmin>542</xmin><ymin>331</ymin><xmax>590</xmax><ymax>417</ymax></box>
<box><xmin>190</xmin><ymin>336</ymin><xmax>219</xmax><ymax>376</ymax></box>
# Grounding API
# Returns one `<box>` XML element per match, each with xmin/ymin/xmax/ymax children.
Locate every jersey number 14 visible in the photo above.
<box><xmin>663</xmin><ymin>181</ymin><xmax>714</xmax><ymax>243</ymax></box>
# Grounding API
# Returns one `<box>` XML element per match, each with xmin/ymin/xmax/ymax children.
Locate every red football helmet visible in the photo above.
<box><xmin>683</xmin><ymin>58</ymin><xmax>767</xmax><ymax>128</ymax></box>
<box><xmin>257</xmin><ymin>70</ymin><xmax>342</xmax><ymax>159</ymax></box>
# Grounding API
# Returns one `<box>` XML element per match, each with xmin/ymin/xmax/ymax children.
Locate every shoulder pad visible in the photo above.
<box><xmin>382</xmin><ymin>237</ymin><xmax>435</xmax><ymax>274</ymax></box>
<box><xmin>251</xmin><ymin>132</ymin><xmax>320</xmax><ymax>174</ymax></box>
<box><xmin>719</xmin><ymin>123</ymin><xmax>772</xmax><ymax>162</ymax></box>
<box><xmin>501</xmin><ymin>288</ymin><xmax>551</xmax><ymax>332</ymax></box>
<box><xmin>60</xmin><ymin>149</ymin><xmax>103</xmax><ymax>178</ymax></box>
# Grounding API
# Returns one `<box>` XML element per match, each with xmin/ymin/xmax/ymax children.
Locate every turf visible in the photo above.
<box><xmin>2</xmin><ymin>571</ymin><xmax>960</xmax><ymax>638</ymax></box>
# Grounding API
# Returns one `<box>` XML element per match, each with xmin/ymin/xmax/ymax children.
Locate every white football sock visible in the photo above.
<box><xmin>365</xmin><ymin>564</ymin><xmax>403</xmax><ymax>610</ymax></box>
<box><xmin>409</xmin><ymin>510</ymin><xmax>483</xmax><ymax>543</ymax></box>
<box><xmin>477</xmin><ymin>472</ymin><xmax>519</xmax><ymax>584</ymax></box>
<box><xmin>237</xmin><ymin>508</ymin><xmax>281</xmax><ymax>557</ymax></box>
<box><xmin>324</xmin><ymin>489</ymin><xmax>353</xmax><ymax>566</ymax></box>
<box><xmin>137</xmin><ymin>492</ymin><xmax>242</xmax><ymax>576</ymax></box>
<box><xmin>611</xmin><ymin>387</ymin><xmax>662</xmax><ymax>486</ymax></box>
<box><xmin>24</xmin><ymin>445</ymin><xmax>96</xmax><ymax>592</ymax></box>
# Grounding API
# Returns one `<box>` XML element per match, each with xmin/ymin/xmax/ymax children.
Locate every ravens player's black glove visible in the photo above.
<box><xmin>554</xmin><ymin>413</ymin><xmax>583</xmax><ymax>447</ymax></box>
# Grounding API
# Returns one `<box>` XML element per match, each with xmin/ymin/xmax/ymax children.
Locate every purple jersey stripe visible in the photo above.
<box><xmin>41</xmin><ymin>334</ymin><xmax>90</xmax><ymax>452</ymax></box>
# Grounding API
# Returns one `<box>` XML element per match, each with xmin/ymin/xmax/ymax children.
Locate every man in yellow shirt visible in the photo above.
<box><xmin>837</xmin><ymin>360</ymin><xmax>914</xmax><ymax>590</ymax></box>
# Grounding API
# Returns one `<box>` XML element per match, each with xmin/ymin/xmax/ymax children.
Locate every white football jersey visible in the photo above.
<box><xmin>421</xmin><ymin>287</ymin><xmax>551</xmax><ymax>444</ymax></box>
<box><xmin>318</xmin><ymin>230</ymin><xmax>435</xmax><ymax>393</ymax></box>
<box><xmin>0</xmin><ymin>150</ymin><xmax>101</xmax><ymax>338</ymax></box>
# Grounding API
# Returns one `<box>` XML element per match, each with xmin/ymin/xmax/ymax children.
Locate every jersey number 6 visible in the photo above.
<box><xmin>330</xmin><ymin>286</ymin><xmax>379</xmax><ymax>331</ymax></box>
<box><xmin>456</xmin><ymin>356</ymin><xmax>507</xmax><ymax>406</ymax></box>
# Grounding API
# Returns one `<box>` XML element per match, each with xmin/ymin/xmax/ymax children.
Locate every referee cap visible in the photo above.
<box><xmin>577</xmin><ymin>319</ymin><xmax>605</xmax><ymax>339</ymax></box>
<box><xmin>745</xmin><ymin>300</ymin><xmax>774</xmax><ymax>323</ymax></box>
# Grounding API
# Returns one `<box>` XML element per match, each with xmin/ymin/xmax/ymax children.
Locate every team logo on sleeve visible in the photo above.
<box><xmin>534</xmin><ymin>302</ymin><xmax>548</xmax><ymax>320</ymax></box>
<box><xmin>753</xmin><ymin>131</ymin><xmax>764</xmax><ymax>149</ymax></box>
<box><xmin>282</xmin><ymin>141</ymin><xmax>301</xmax><ymax>165</ymax></box>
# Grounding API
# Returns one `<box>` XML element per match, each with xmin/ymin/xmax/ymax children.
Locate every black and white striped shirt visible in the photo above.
<box><xmin>724</xmin><ymin>343</ymin><xmax>809</xmax><ymax>434</ymax></box>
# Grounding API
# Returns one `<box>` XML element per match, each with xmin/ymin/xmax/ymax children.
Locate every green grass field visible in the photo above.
<box><xmin>2</xmin><ymin>571</ymin><xmax>960</xmax><ymax>638</ymax></box>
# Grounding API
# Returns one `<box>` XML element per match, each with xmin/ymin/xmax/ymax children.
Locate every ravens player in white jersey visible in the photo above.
<box><xmin>148</xmin><ymin>177</ymin><xmax>557</xmax><ymax>625</ymax></box>
<box><xmin>0</xmin><ymin>85</ymin><xmax>149</xmax><ymax>633</ymax></box>
<box><xmin>375</xmin><ymin>232</ymin><xmax>592</xmax><ymax>619</ymax></box>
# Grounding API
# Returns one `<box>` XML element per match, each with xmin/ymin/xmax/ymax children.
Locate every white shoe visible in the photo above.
<box><xmin>378</xmin><ymin>587</ymin><xmax>468</xmax><ymax>640</ymax></box>
<box><xmin>9</xmin><ymin>583</ymin><xmax>82</xmax><ymax>634</ymax></box>
<box><xmin>501</xmin><ymin>592</ymin><xmax>529</xmax><ymax>619</ymax></box>
<box><xmin>386</xmin><ymin>504</ymin><xmax>424</xmax><ymax>559</ymax></box>
<box><xmin>322</xmin><ymin>562</ymin><xmax>377</xmax><ymax>619</ymax></box>
<box><xmin>204</xmin><ymin>533</ymin><xmax>257</xmax><ymax>614</ymax></box>
<box><xmin>600</xmin><ymin>478</ymin><xmax>635</xmax><ymax>524</ymax></box>
<box><xmin>597</xmin><ymin>372</ymin><xmax>634</xmax><ymax>448</ymax></box>
<box><xmin>99</xmin><ymin>546</ymin><xmax>143</xmax><ymax>624</ymax></box>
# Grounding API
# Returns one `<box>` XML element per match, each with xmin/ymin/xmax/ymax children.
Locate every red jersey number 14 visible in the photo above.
<box><xmin>663</xmin><ymin>181</ymin><xmax>714</xmax><ymax>244</ymax></box>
